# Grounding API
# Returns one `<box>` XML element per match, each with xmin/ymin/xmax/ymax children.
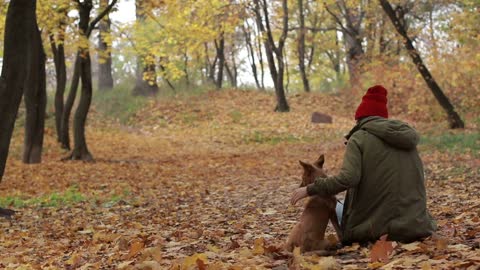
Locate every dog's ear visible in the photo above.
<box><xmin>299</xmin><ymin>160</ymin><xmax>313</xmax><ymax>172</ymax></box>
<box><xmin>314</xmin><ymin>154</ymin><xmax>325</xmax><ymax>168</ymax></box>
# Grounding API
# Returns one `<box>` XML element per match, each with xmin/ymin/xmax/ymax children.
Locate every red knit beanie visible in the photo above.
<box><xmin>354</xmin><ymin>85</ymin><xmax>388</xmax><ymax>120</ymax></box>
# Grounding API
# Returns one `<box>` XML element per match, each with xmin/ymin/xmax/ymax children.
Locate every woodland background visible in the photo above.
<box><xmin>0</xmin><ymin>0</ymin><xmax>479</xmax><ymax>269</ymax></box>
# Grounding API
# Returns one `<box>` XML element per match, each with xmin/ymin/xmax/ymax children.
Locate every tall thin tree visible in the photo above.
<box><xmin>253</xmin><ymin>0</ymin><xmax>290</xmax><ymax>112</ymax></box>
<box><xmin>97</xmin><ymin>0</ymin><xmax>114</xmax><ymax>90</ymax></box>
<box><xmin>379</xmin><ymin>0</ymin><xmax>464</xmax><ymax>129</ymax></box>
<box><xmin>23</xmin><ymin>16</ymin><xmax>46</xmax><ymax>164</ymax></box>
<box><xmin>242</xmin><ymin>22</ymin><xmax>262</xmax><ymax>89</ymax></box>
<box><xmin>49</xmin><ymin>7</ymin><xmax>68</xmax><ymax>143</ymax></box>
<box><xmin>0</xmin><ymin>0</ymin><xmax>38</xmax><ymax>218</ymax></box>
<box><xmin>325</xmin><ymin>1</ymin><xmax>365</xmax><ymax>87</ymax></box>
<box><xmin>62</xmin><ymin>0</ymin><xmax>117</xmax><ymax>161</ymax></box>
<box><xmin>132</xmin><ymin>0</ymin><xmax>159</xmax><ymax>96</ymax></box>
<box><xmin>297</xmin><ymin>0</ymin><xmax>310</xmax><ymax>92</ymax></box>
<box><xmin>214</xmin><ymin>32</ymin><xmax>226</xmax><ymax>89</ymax></box>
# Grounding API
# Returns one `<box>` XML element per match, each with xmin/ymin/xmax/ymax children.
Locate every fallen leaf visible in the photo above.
<box><xmin>134</xmin><ymin>261</ymin><xmax>162</xmax><ymax>270</ymax></box>
<box><xmin>78</xmin><ymin>229</ymin><xmax>93</xmax><ymax>235</ymax></box>
<box><xmin>227</xmin><ymin>238</ymin><xmax>240</xmax><ymax>250</ymax></box>
<box><xmin>93</xmin><ymin>232</ymin><xmax>120</xmax><ymax>243</ymax></box>
<box><xmin>420</xmin><ymin>261</ymin><xmax>433</xmax><ymax>270</ymax></box>
<box><xmin>182</xmin><ymin>253</ymin><xmax>208</xmax><ymax>269</ymax></box>
<box><xmin>434</xmin><ymin>237</ymin><xmax>449</xmax><ymax>250</ymax></box>
<box><xmin>326</xmin><ymin>233</ymin><xmax>339</xmax><ymax>246</ymax></box>
<box><xmin>127</xmin><ymin>241</ymin><xmax>145</xmax><ymax>259</ymax></box>
<box><xmin>370</xmin><ymin>234</ymin><xmax>395</xmax><ymax>262</ymax></box>
<box><xmin>253</xmin><ymin>237</ymin><xmax>265</xmax><ymax>255</ymax></box>
<box><xmin>196</xmin><ymin>258</ymin><xmax>207</xmax><ymax>270</ymax></box>
<box><xmin>316</xmin><ymin>256</ymin><xmax>340</xmax><ymax>270</ymax></box>
<box><xmin>140</xmin><ymin>246</ymin><xmax>162</xmax><ymax>262</ymax></box>
<box><xmin>400</xmin><ymin>242</ymin><xmax>421</xmax><ymax>251</ymax></box>
<box><xmin>117</xmin><ymin>261</ymin><xmax>134</xmax><ymax>269</ymax></box>
<box><xmin>367</xmin><ymin>261</ymin><xmax>385</xmax><ymax>269</ymax></box>
<box><xmin>207</xmin><ymin>244</ymin><xmax>221</xmax><ymax>253</ymax></box>
<box><xmin>65</xmin><ymin>252</ymin><xmax>81</xmax><ymax>267</ymax></box>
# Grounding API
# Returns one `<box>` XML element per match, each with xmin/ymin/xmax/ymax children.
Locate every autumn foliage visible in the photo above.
<box><xmin>0</xmin><ymin>0</ymin><xmax>479</xmax><ymax>269</ymax></box>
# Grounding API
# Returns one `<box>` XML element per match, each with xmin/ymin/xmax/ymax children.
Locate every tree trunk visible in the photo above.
<box><xmin>284</xmin><ymin>46</ymin><xmax>290</xmax><ymax>94</ymax></box>
<box><xmin>0</xmin><ymin>0</ymin><xmax>37</xmax><ymax>218</ymax></box>
<box><xmin>204</xmin><ymin>42</ymin><xmax>217</xmax><ymax>83</ymax></box>
<box><xmin>297</xmin><ymin>0</ymin><xmax>310</xmax><ymax>92</ymax></box>
<box><xmin>182</xmin><ymin>49</ymin><xmax>189</xmax><ymax>86</ymax></box>
<box><xmin>23</xmin><ymin>19</ymin><xmax>46</xmax><ymax>164</ymax></box>
<box><xmin>273</xmin><ymin>0</ymin><xmax>289</xmax><ymax>111</ymax></box>
<box><xmin>253</xmin><ymin>0</ymin><xmax>290</xmax><ymax>111</ymax></box>
<box><xmin>61</xmin><ymin>54</ymin><xmax>81</xmax><ymax>150</ymax></box>
<box><xmin>225</xmin><ymin>52</ymin><xmax>238</xmax><ymax>88</ymax></box>
<box><xmin>379</xmin><ymin>0</ymin><xmax>464</xmax><ymax>129</ymax></box>
<box><xmin>71</xmin><ymin>49</ymin><xmax>94</xmax><ymax>161</ymax></box>
<box><xmin>242</xmin><ymin>23</ymin><xmax>261</xmax><ymax>89</ymax></box>
<box><xmin>63</xmin><ymin>1</ymin><xmax>95</xmax><ymax>160</ymax></box>
<box><xmin>49</xmin><ymin>33</ymin><xmax>67</xmax><ymax>143</ymax></box>
<box><xmin>230</xmin><ymin>49</ymin><xmax>238</xmax><ymax>88</ymax></box>
<box><xmin>132</xmin><ymin>0</ymin><xmax>158</xmax><ymax>96</ymax></box>
<box><xmin>63</xmin><ymin>0</ymin><xmax>117</xmax><ymax>160</ymax></box>
<box><xmin>325</xmin><ymin>32</ymin><xmax>342</xmax><ymax>81</ymax></box>
<box><xmin>378</xmin><ymin>14</ymin><xmax>388</xmax><ymax>54</ymax></box>
<box><xmin>256</xmin><ymin>26</ymin><xmax>266</xmax><ymax>90</ymax></box>
<box><xmin>214</xmin><ymin>33</ymin><xmax>225</xmax><ymax>89</ymax></box>
<box><xmin>343</xmin><ymin>25</ymin><xmax>363</xmax><ymax>87</ymax></box>
<box><xmin>325</xmin><ymin>0</ymin><xmax>365</xmax><ymax>87</ymax></box>
<box><xmin>97</xmin><ymin>0</ymin><xmax>114</xmax><ymax>90</ymax></box>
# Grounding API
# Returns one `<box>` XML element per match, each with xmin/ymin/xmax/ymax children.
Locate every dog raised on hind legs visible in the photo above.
<box><xmin>285</xmin><ymin>154</ymin><xmax>342</xmax><ymax>253</ymax></box>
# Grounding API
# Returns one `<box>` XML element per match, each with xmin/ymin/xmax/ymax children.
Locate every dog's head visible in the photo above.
<box><xmin>299</xmin><ymin>154</ymin><xmax>327</xmax><ymax>187</ymax></box>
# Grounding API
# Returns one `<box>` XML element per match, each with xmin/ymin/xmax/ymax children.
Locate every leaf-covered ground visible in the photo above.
<box><xmin>1</xmin><ymin>90</ymin><xmax>479</xmax><ymax>269</ymax></box>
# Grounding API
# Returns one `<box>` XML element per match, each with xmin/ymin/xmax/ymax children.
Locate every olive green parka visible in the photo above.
<box><xmin>307</xmin><ymin>116</ymin><xmax>436</xmax><ymax>244</ymax></box>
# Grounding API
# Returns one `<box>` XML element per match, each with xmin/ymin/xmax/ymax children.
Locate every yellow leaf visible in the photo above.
<box><xmin>292</xmin><ymin>246</ymin><xmax>304</xmax><ymax>269</ymax></box>
<box><xmin>93</xmin><ymin>232</ymin><xmax>120</xmax><ymax>243</ymax></box>
<box><xmin>367</xmin><ymin>261</ymin><xmax>385</xmax><ymax>269</ymax></box>
<box><xmin>65</xmin><ymin>252</ymin><xmax>81</xmax><ymax>266</ymax></box>
<box><xmin>208</xmin><ymin>262</ymin><xmax>225</xmax><ymax>270</ymax></box>
<box><xmin>117</xmin><ymin>261</ymin><xmax>134</xmax><ymax>269</ymax></box>
<box><xmin>316</xmin><ymin>256</ymin><xmax>339</xmax><ymax>270</ymax></box>
<box><xmin>182</xmin><ymin>253</ymin><xmax>208</xmax><ymax>269</ymax></box>
<box><xmin>140</xmin><ymin>246</ymin><xmax>162</xmax><ymax>262</ymax></box>
<box><xmin>134</xmin><ymin>261</ymin><xmax>162</xmax><ymax>270</ymax></box>
<box><xmin>127</xmin><ymin>241</ymin><xmax>145</xmax><ymax>259</ymax></box>
<box><xmin>207</xmin><ymin>244</ymin><xmax>221</xmax><ymax>253</ymax></box>
<box><xmin>239</xmin><ymin>248</ymin><xmax>253</xmax><ymax>258</ymax></box>
<box><xmin>252</xmin><ymin>237</ymin><xmax>265</xmax><ymax>255</ymax></box>
<box><xmin>420</xmin><ymin>261</ymin><xmax>432</xmax><ymax>270</ymax></box>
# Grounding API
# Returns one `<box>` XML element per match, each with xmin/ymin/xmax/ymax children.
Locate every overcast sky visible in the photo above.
<box><xmin>110</xmin><ymin>0</ymin><xmax>135</xmax><ymax>23</ymax></box>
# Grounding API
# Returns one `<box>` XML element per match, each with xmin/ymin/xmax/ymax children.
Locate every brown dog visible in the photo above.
<box><xmin>285</xmin><ymin>154</ymin><xmax>342</xmax><ymax>253</ymax></box>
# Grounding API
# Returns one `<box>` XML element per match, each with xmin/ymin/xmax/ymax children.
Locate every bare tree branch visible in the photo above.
<box><xmin>288</xmin><ymin>26</ymin><xmax>336</xmax><ymax>32</ymax></box>
<box><xmin>86</xmin><ymin>0</ymin><xmax>118</xmax><ymax>37</ymax></box>
<box><xmin>324</xmin><ymin>2</ymin><xmax>351</xmax><ymax>35</ymax></box>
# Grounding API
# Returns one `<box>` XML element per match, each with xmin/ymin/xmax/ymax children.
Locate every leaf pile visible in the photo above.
<box><xmin>0</xmin><ymin>90</ymin><xmax>478</xmax><ymax>269</ymax></box>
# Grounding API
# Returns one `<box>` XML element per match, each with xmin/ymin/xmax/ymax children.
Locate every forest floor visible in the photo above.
<box><xmin>0</xmin><ymin>90</ymin><xmax>479</xmax><ymax>269</ymax></box>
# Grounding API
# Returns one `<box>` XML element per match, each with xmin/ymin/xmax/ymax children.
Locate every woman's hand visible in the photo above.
<box><xmin>290</xmin><ymin>187</ymin><xmax>308</xmax><ymax>205</ymax></box>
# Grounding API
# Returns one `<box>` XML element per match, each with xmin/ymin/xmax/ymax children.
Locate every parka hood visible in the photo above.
<box><xmin>347</xmin><ymin>116</ymin><xmax>419</xmax><ymax>150</ymax></box>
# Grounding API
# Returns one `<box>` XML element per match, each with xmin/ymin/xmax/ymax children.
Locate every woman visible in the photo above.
<box><xmin>291</xmin><ymin>85</ymin><xmax>436</xmax><ymax>244</ymax></box>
